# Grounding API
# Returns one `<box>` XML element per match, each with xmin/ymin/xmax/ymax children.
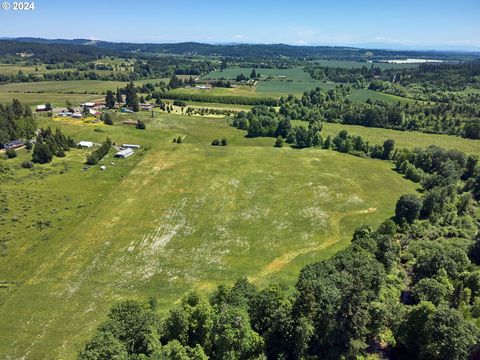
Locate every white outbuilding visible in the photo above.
<box><xmin>78</xmin><ymin>141</ymin><xmax>94</xmax><ymax>148</ymax></box>
<box><xmin>121</xmin><ymin>144</ymin><xmax>141</xmax><ymax>149</ymax></box>
<box><xmin>114</xmin><ymin>148</ymin><xmax>134</xmax><ymax>158</ymax></box>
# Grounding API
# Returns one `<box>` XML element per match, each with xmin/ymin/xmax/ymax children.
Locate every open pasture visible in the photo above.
<box><xmin>0</xmin><ymin>113</ymin><xmax>417</xmax><ymax>359</ymax></box>
<box><xmin>319</xmin><ymin>121</ymin><xmax>480</xmax><ymax>154</ymax></box>
<box><xmin>203</xmin><ymin>67</ymin><xmax>314</xmax><ymax>81</ymax></box>
<box><xmin>348</xmin><ymin>88</ymin><xmax>418</xmax><ymax>104</ymax></box>
<box><xmin>0</xmin><ymin>78</ymin><xmax>165</xmax><ymax>94</ymax></box>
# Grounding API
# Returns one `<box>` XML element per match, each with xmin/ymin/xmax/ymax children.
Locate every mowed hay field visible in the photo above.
<box><xmin>0</xmin><ymin>78</ymin><xmax>170</xmax><ymax>106</ymax></box>
<box><xmin>203</xmin><ymin>67</ymin><xmax>336</xmax><ymax>96</ymax></box>
<box><xmin>319</xmin><ymin>122</ymin><xmax>480</xmax><ymax>154</ymax></box>
<box><xmin>0</xmin><ymin>113</ymin><xmax>417</xmax><ymax>359</ymax></box>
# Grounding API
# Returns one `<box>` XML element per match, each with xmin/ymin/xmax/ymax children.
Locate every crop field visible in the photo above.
<box><xmin>202</xmin><ymin>67</ymin><xmax>335</xmax><ymax>96</ymax></box>
<box><xmin>179</xmin><ymin>100</ymin><xmax>253</xmax><ymax>111</ymax></box>
<box><xmin>318</xmin><ymin>122</ymin><xmax>480</xmax><ymax>153</ymax></box>
<box><xmin>0</xmin><ymin>79</ymin><xmax>167</xmax><ymax>94</ymax></box>
<box><xmin>309</xmin><ymin>59</ymin><xmax>419</xmax><ymax>70</ymax></box>
<box><xmin>256</xmin><ymin>78</ymin><xmax>336</xmax><ymax>94</ymax></box>
<box><xmin>0</xmin><ymin>113</ymin><xmax>417</xmax><ymax>359</ymax></box>
<box><xmin>0</xmin><ymin>92</ymin><xmax>104</xmax><ymax>107</ymax></box>
<box><xmin>0</xmin><ymin>79</ymin><xmax>169</xmax><ymax>107</ymax></box>
<box><xmin>203</xmin><ymin>67</ymin><xmax>314</xmax><ymax>81</ymax></box>
<box><xmin>0</xmin><ymin>64</ymin><xmax>76</xmax><ymax>75</ymax></box>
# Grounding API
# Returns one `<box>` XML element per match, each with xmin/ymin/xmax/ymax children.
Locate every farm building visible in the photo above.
<box><xmin>36</xmin><ymin>104</ymin><xmax>47</xmax><ymax>112</ymax></box>
<box><xmin>89</xmin><ymin>108</ymin><xmax>102</xmax><ymax>116</ymax></box>
<box><xmin>57</xmin><ymin>111</ymin><xmax>73</xmax><ymax>117</ymax></box>
<box><xmin>81</xmin><ymin>102</ymin><xmax>96</xmax><ymax>108</ymax></box>
<box><xmin>122</xmin><ymin>144</ymin><xmax>141</xmax><ymax>149</ymax></box>
<box><xmin>114</xmin><ymin>148</ymin><xmax>134</xmax><ymax>158</ymax></box>
<box><xmin>78</xmin><ymin>141</ymin><xmax>94</xmax><ymax>148</ymax></box>
<box><xmin>140</xmin><ymin>104</ymin><xmax>154</xmax><ymax>111</ymax></box>
<box><xmin>72</xmin><ymin>113</ymin><xmax>82</xmax><ymax>119</ymax></box>
<box><xmin>3</xmin><ymin>139</ymin><xmax>25</xmax><ymax>150</ymax></box>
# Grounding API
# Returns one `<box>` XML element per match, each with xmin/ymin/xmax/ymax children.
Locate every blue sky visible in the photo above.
<box><xmin>0</xmin><ymin>0</ymin><xmax>479</xmax><ymax>49</ymax></box>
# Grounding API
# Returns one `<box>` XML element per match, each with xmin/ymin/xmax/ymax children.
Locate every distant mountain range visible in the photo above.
<box><xmin>0</xmin><ymin>37</ymin><xmax>479</xmax><ymax>60</ymax></box>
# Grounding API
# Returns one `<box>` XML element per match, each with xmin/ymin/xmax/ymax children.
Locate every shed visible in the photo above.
<box><xmin>114</xmin><ymin>148</ymin><xmax>134</xmax><ymax>158</ymax></box>
<box><xmin>78</xmin><ymin>141</ymin><xmax>94</xmax><ymax>148</ymax></box>
<box><xmin>122</xmin><ymin>144</ymin><xmax>141</xmax><ymax>149</ymax></box>
<box><xmin>36</xmin><ymin>104</ymin><xmax>47</xmax><ymax>111</ymax></box>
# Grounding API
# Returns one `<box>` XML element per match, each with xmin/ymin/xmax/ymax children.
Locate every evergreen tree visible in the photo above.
<box><xmin>105</xmin><ymin>90</ymin><xmax>115</xmax><ymax>109</ymax></box>
<box><xmin>116</xmin><ymin>88</ymin><xmax>123</xmax><ymax>103</ymax></box>
<box><xmin>32</xmin><ymin>142</ymin><xmax>53</xmax><ymax>164</ymax></box>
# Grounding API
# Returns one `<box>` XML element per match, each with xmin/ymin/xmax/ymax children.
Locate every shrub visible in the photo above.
<box><xmin>86</xmin><ymin>138</ymin><xmax>111</xmax><ymax>165</ymax></box>
<box><xmin>176</xmin><ymin>136</ymin><xmax>183</xmax><ymax>144</ymax></box>
<box><xmin>32</xmin><ymin>142</ymin><xmax>53</xmax><ymax>164</ymax></box>
<box><xmin>136</xmin><ymin>120</ymin><xmax>146</xmax><ymax>130</ymax></box>
<box><xmin>221</xmin><ymin>138</ymin><xmax>227</xmax><ymax>146</ymax></box>
<box><xmin>86</xmin><ymin>153</ymin><xmax>99</xmax><ymax>165</ymax></box>
<box><xmin>25</xmin><ymin>141</ymin><xmax>33</xmax><ymax>150</ymax></box>
<box><xmin>5</xmin><ymin>149</ymin><xmax>17</xmax><ymax>159</ymax></box>
<box><xmin>274</xmin><ymin>136</ymin><xmax>283</xmax><ymax>148</ymax></box>
<box><xmin>21</xmin><ymin>161</ymin><xmax>33</xmax><ymax>169</ymax></box>
<box><xmin>101</xmin><ymin>113</ymin><xmax>114</xmax><ymax>125</ymax></box>
<box><xmin>173</xmin><ymin>100</ymin><xmax>187</xmax><ymax>107</ymax></box>
<box><xmin>211</xmin><ymin>139</ymin><xmax>220</xmax><ymax>146</ymax></box>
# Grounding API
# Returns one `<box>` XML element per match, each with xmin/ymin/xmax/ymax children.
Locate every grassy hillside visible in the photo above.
<box><xmin>0</xmin><ymin>113</ymin><xmax>417</xmax><ymax>359</ymax></box>
<box><xmin>348</xmin><ymin>88</ymin><xmax>418</xmax><ymax>104</ymax></box>
<box><xmin>319</xmin><ymin>122</ymin><xmax>480</xmax><ymax>154</ymax></box>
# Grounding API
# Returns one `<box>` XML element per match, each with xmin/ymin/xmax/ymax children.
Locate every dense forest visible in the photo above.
<box><xmin>79</xmin><ymin>132</ymin><xmax>480</xmax><ymax>359</ymax></box>
<box><xmin>0</xmin><ymin>99</ymin><xmax>36</xmax><ymax>147</ymax></box>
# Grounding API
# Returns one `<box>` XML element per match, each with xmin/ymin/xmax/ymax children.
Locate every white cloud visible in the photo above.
<box><xmin>294</xmin><ymin>40</ymin><xmax>308</xmax><ymax>45</ymax></box>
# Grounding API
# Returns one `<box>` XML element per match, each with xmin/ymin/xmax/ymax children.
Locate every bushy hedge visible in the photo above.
<box><xmin>162</xmin><ymin>93</ymin><xmax>278</xmax><ymax>106</ymax></box>
<box><xmin>86</xmin><ymin>138</ymin><xmax>112</xmax><ymax>165</ymax></box>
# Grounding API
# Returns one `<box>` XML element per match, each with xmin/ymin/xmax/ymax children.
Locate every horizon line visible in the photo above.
<box><xmin>2</xmin><ymin>36</ymin><xmax>480</xmax><ymax>53</ymax></box>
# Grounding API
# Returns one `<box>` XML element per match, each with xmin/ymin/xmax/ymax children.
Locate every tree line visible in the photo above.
<box><xmin>0</xmin><ymin>99</ymin><xmax>36</xmax><ymax>148</ymax></box>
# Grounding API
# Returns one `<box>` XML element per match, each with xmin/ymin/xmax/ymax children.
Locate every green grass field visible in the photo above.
<box><xmin>203</xmin><ymin>67</ymin><xmax>314</xmax><ymax>81</ymax></box>
<box><xmin>0</xmin><ymin>113</ymin><xmax>417</xmax><ymax>359</ymax></box>
<box><xmin>202</xmin><ymin>67</ymin><xmax>336</xmax><ymax>96</ymax></box>
<box><xmin>0</xmin><ymin>79</ymin><xmax>166</xmax><ymax>94</ymax></box>
<box><xmin>0</xmin><ymin>92</ymin><xmax>104</xmax><ymax>107</ymax></box>
<box><xmin>0</xmin><ymin>78</ymin><xmax>169</xmax><ymax>107</ymax></box>
<box><xmin>348</xmin><ymin>88</ymin><xmax>418</xmax><ymax>104</ymax></box>
<box><xmin>256</xmin><ymin>79</ymin><xmax>336</xmax><ymax>94</ymax></box>
<box><xmin>318</xmin><ymin>122</ymin><xmax>480</xmax><ymax>154</ymax></box>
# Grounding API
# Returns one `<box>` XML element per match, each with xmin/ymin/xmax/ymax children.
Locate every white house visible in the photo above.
<box><xmin>36</xmin><ymin>104</ymin><xmax>47</xmax><ymax>111</ymax></box>
<box><xmin>78</xmin><ymin>141</ymin><xmax>94</xmax><ymax>148</ymax></box>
